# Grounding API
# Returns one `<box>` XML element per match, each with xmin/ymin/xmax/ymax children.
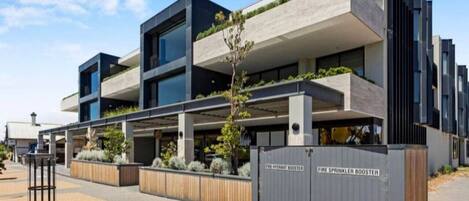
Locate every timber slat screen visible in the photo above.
<box><xmin>405</xmin><ymin>148</ymin><xmax>428</xmax><ymax>201</ymax></box>
<box><xmin>70</xmin><ymin>160</ymin><xmax>141</xmax><ymax>186</ymax></box>
<box><xmin>139</xmin><ymin>168</ymin><xmax>251</xmax><ymax>201</ymax></box>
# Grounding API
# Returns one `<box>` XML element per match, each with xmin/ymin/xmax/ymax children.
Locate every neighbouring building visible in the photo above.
<box><xmin>5</xmin><ymin>113</ymin><xmax>61</xmax><ymax>163</ymax></box>
<box><xmin>40</xmin><ymin>0</ymin><xmax>468</xmax><ymax>175</ymax></box>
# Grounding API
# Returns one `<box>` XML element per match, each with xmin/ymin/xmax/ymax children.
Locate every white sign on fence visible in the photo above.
<box><xmin>265</xmin><ymin>163</ymin><xmax>304</xmax><ymax>172</ymax></box>
<box><xmin>317</xmin><ymin>166</ymin><xmax>380</xmax><ymax>177</ymax></box>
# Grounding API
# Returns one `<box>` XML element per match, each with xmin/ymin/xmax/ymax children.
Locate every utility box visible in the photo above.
<box><xmin>251</xmin><ymin>145</ymin><xmax>427</xmax><ymax>201</ymax></box>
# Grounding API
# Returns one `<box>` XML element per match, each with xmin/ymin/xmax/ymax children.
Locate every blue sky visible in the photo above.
<box><xmin>0</xmin><ymin>0</ymin><xmax>468</xmax><ymax>140</ymax></box>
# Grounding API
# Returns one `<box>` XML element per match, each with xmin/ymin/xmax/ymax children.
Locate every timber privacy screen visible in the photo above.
<box><xmin>250</xmin><ymin>145</ymin><xmax>427</xmax><ymax>201</ymax></box>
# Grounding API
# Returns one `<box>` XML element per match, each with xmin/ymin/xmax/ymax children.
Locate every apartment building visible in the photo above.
<box><xmin>41</xmin><ymin>0</ymin><xmax>468</xmax><ymax>174</ymax></box>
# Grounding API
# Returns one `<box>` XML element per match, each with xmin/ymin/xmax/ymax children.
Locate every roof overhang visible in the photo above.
<box><xmin>40</xmin><ymin>80</ymin><xmax>343</xmax><ymax>135</ymax></box>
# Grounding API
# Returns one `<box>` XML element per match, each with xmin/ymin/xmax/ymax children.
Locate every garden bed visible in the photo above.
<box><xmin>70</xmin><ymin>160</ymin><xmax>142</xmax><ymax>186</ymax></box>
<box><xmin>139</xmin><ymin>167</ymin><xmax>252</xmax><ymax>201</ymax></box>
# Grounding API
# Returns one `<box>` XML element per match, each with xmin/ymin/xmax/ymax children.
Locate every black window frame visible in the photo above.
<box><xmin>247</xmin><ymin>63</ymin><xmax>298</xmax><ymax>86</ymax></box>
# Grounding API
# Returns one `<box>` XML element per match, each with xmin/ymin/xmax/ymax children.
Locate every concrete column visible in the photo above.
<box><xmin>65</xmin><ymin>130</ymin><xmax>73</xmax><ymax>168</ymax></box>
<box><xmin>177</xmin><ymin>113</ymin><xmax>194</xmax><ymax>163</ymax></box>
<box><xmin>154</xmin><ymin>130</ymin><xmax>162</xmax><ymax>158</ymax></box>
<box><xmin>49</xmin><ymin>133</ymin><xmax>56</xmax><ymax>159</ymax></box>
<box><xmin>288</xmin><ymin>95</ymin><xmax>315</xmax><ymax>145</ymax></box>
<box><xmin>36</xmin><ymin>134</ymin><xmax>44</xmax><ymax>152</ymax></box>
<box><xmin>122</xmin><ymin>122</ymin><xmax>134</xmax><ymax>163</ymax></box>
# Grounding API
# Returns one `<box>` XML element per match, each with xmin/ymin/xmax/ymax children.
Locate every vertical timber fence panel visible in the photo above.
<box><xmin>139</xmin><ymin>168</ymin><xmax>251</xmax><ymax>201</ymax></box>
<box><xmin>252</xmin><ymin>145</ymin><xmax>428</xmax><ymax>201</ymax></box>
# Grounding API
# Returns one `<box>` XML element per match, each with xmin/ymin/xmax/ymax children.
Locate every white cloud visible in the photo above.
<box><xmin>0</xmin><ymin>6</ymin><xmax>51</xmax><ymax>33</ymax></box>
<box><xmin>124</xmin><ymin>0</ymin><xmax>147</xmax><ymax>16</ymax></box>
<box><xmin>18</xmin><ymin>0</ymin><xmax>87</xmax><ymax>15</ymax></box>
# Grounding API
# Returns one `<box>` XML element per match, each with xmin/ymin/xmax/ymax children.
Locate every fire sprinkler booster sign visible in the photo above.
<box><xmin>317</xmin><ymin>166</ymin><xmax>380</xmax><ymax>177</ymax></box>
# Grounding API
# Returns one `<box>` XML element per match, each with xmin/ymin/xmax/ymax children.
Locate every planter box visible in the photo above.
<box><xmin>70</xmin><ymin>160</ymin><xmax>142</xmax><ymax>186</ymax></box>
<box><xmin>140</xmin><ymin>167</ymin><xmax>251</xmax><ymax>201</ymax></box>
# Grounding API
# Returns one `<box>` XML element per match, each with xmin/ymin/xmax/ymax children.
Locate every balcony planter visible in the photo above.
<box><xmin>139</xmin><ymin>167</ymin><xmax>252</xmax><ymax>201</ymax></box>
<box><xmin>70</xmin><ymin>160</ymin><xmax>142</xmax><ymax>186</ymax></box>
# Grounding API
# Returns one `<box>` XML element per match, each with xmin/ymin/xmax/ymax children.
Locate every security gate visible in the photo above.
<box><xmin>251</xmin><ymin>145</ymin><xmax>427</xmax><ymax>201</ymax></box>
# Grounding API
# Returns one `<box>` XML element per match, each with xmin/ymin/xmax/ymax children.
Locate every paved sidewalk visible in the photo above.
<box><xmin>429</xmin><ymin>176</ymin><xmax>469</xmax><ymax>201</ymax></box>
<box><xmin>0</xmin><ymin>161</ymin><xmax>175</xmax><ymax>201</ymax></box>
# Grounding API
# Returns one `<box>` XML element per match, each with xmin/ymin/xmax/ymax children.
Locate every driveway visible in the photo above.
<box><xmin>0</xmin><ymin>161</ymin><xmax>175</xmax><ymax>201</ymax></box>
<box><xmin>429</xmin><ymin>176</ymin><xmax>469</xmax><ymax>201</ymax></box>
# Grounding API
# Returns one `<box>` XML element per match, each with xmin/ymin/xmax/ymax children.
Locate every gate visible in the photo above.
<box><xmin>251</xmin><ymin>145</ymin><xmax>427</xmax><ymax>201</ymax></box>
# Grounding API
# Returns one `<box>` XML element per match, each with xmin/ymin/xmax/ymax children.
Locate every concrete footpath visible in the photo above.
<box><xmin>429</xmin><ymin>176</ymin><xmax>469</xmax><ymax>201</ymax></box>
<box><xmin>0</xmin><ymin>161</ymin><xmax>175</xmax><ymax>201</ymax></box>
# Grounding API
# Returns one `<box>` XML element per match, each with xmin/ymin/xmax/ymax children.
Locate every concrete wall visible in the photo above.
<box><xmin>365</xmin><ymin>42</ymin><xmax>384</xmax><ymax>87</ymax></box>
<box><xmin>101</xmin><ymin>66</ymin><xmax>140</xmax><ymax>100</ymax></box>
<box><xmin>312</xmin><ymin>73</ymin><xmax>385</xmax><ymax>118</ymax></box>
<box><xmin>61</xmin><ymin>93</ymin><xmax>79</xmax><ymax>112</ymax></box>
<box><xmin>426</xmin><ymin>127</ymin><xmax>451</xmax><ymax>175</ymax></box>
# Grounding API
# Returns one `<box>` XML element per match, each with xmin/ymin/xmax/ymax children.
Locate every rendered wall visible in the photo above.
<box><xmin>426</xmin><ymin>127</ymin><xmax>450</xmax><ymax>175</ymax></box>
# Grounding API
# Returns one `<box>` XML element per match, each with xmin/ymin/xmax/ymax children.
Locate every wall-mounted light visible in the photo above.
<box><xmin>292</xmin><ymin>123</ymin><xmax>300</xmax><ymax>132</ymax></box>
<box><xmin>179</xmin><ymin>131</ymin><xmax>183</xmax><ymax>138</ymax></box>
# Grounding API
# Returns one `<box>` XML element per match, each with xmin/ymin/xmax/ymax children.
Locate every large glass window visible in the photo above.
<box><xmin>413</xmin><ymin>9</ymin><xmax>421</xmax><ymax>42</ymax></box>
<box><xmin>159</xmin><ymin>22</ymin><xmax>186</xmax><ymax>66</ymax></box>
<box><xmin>253</xmin><ymin>130</ymin><xmax>286</xmax><ymax>146</ymax></box>
<box><xmin>453</xmin><ymin>137</ymin><xmax>459</xmax><ymax>159</ymax></box>
<box><xmin>317</xmin><ymin>48</ymin><xmax>364</xmax><ymax>77</ymax></box>
<box><xmin>442</xmin><ymin>96</ymin><xmax>448</xmax><ymax>119</ymax></box>
<box><xmin>247</xmin><ymin>64</ymin><xmax>298</xmax><ymax>85</ymax></box>
<box><xmin>317</xmin><ymin>118</ymin><xmax>382</xmax><ymax>145</ymax></box>
<box><xmin>90</xmin><ymin>70</ymin><xmax>99</xmax><ymax>93</ymax></box>
<box><xmin>89</xmin><ymin>101</ymin><xmax>99</xmax><ymax>121</ymax></box>
<box><xmin>443</xmin><ymin>52</ymin><xmax>449</xmax><ymax>75</ymax></box>
<box><xmin>158</xmin><ymin>73</ymin><xmax>186</xmax><ymax>106</ymax></box>
<box><xmin>458</xmin><ymin>75</ymin><xmax>463</xmax><ymax>92</ymax></box>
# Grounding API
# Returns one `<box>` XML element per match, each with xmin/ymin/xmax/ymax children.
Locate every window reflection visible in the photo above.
<box><xmin>158</xmin><ymin>73</ymin><xmax>186</xmax><ymax>106</ymax></box>
<box><xmin>317</xmin><ymin>118</ymin><xmax>382</xmax><ymax>145</ymax></box>
<box><xmin>89</xmin><ymin>101</ymin><xmax>99</xmax><ymax>121</ymax></box>
<box><xmin>317</xmin><ymin>48</ymin><xmax>364</xmax><ymax>77</ymax></box>
<box><xmin>158</xmin><ymin>22</ymin><xmax>186</xmax><ymax>66</ymax></box>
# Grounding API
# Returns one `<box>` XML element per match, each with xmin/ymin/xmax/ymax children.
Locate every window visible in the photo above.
<box><xmin>414</xmin><ymin>72</ymin><xmax>421</xmax><ymax>103</ymax></box>
<box><xmin>317</xmin><ymin>48</ymin><xmax>364</xmax><ymax>77</ymax></box>
<box><xmin>317</xmin><ymin>118</ymin><xmax>382</xmax><ymax>145</ymax></box>
<box><xmin>90</xmin><ymin>70</ymin><xmax>99</xmax><ymax>93</ymax></box>
<box><xmin>413</xmin><ymin>9</ymin><xmax>421</xmax><ymax>42</ymax></box>
<box><xmin>89</xmin><ymin>101</ymin><xmax>99</xmax><ymax>121</ymax></box>
<box><xmin>443</xmin><ymin>52</ymin><xmax>449</xmax><ymax>75</ymax></box>
<box><xmin>459</xmin><ymin>75</ymin><xmax>463</xmax><ymax>92</ymax></box>
<box><xmin>467</xmin><ymin>143</ymin><xmax>469</xmax><ymax>158</ymax></box>
<box><xmin>81</xmin><ymin>68</ymin><xmax>99</xmax><ymax>97</ymax></box>
<box><xmin>453</xmin><ymin>138</ymin><xmax>459</xmax><ymax>159</ymax></box>
<box><xmin>157</xmin><ymin>73</ymin><xmax>186</xmax><ymax>106</ymax></box>
<box><xmin>158</xmin><ymin>22</ymin><xmax>186</xmax><ymax>66</ymax></box>
<box><xmin>442</xmin><ymin>96</ymin><xmax>448</xmax><ymax>119</ymax></box>
<box><xmin>247</xmin><ymin>64</ymin><xmax>298</xmax><ymax>85</ymax></box>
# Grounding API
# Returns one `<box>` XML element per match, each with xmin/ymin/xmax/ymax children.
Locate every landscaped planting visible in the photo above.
<box><xmin>196</xmin><ymin>66</ymin><xmax>356</xmax><ymax>99</ymax></box>
<box><xmin>103</xmin><ymin>106</ymin><xmax>140</xmax><ymax>118</ymax></box>
<box><xmin>196</xmin><ymin>0</ymin><xmax>290</xmax><ymax>40</ymax></box>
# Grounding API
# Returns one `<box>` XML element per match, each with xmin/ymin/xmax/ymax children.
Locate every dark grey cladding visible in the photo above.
<box><xmin>457</xmin><ymin>65</ymin><xmax>468</xmax><ymax>137</ymax></box>
<box><xmin>139</xmin><ymin>0</ymin><xmax>230</xmax><ymax>110</ymax></box>
<box><xmin>441</xmin><ymin>39</ymin><xmax>456</xmax><ymax>134</ymax></box>
<box><xmin>78</xmin><ymin>53</ymin><xmax>119</xmax><ymax>122</ymax></box>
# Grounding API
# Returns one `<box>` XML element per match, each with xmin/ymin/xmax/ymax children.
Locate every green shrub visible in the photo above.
<box><xmin>103</xmin><ymin>106</ymin><xmax>140</xmax><ymax>118</ymax></box>
<box><xmin>238</xmin><ymin>162</ymin><xmax>250</xmax><ymax>177</ymax></box>
<box><xmin>103</xmin><ymin>126</ymin><xmax>131</xmax><ymax>163</ymax></box>
<box><xmin>196</xmin><ymin>0</ymin><xmax>290</xmax><ymax>40</ymax></box>
<box><xmin>440</xmin><ymin>164</ymin><xmax>453</xmax><ymax>175</ymax></box>
<box><xmin>151</xmin><ymin>157</ymin><xmax>164</xmax><ymax>168</ymax></box>
<box><xmin>168</xmin><ymin>157</ymin><xmax>186</xmax><ymax>170</ymax></box>
<box><xmin>161</xmin><ymin>141</ymin><xmax>177</xmax><ymax>166</ymax></box>
<box><xmin>75</xmin><ymin>150</ymin><xmax>110</xmax><ymax>162</ymax></box>
<box><xmin>187</xmin><ymin>161</ymin><xmax>206</xmax><ymax>172</ymax></box>
<box><xmin>113</xmin><ymin>155</ymin><xmax>127</xmax><ymax>165</ymax></box>
<box><xmin>210</xmin><ymin>158</ymin><xmax>229</xmax><ymax>174</ymax></box>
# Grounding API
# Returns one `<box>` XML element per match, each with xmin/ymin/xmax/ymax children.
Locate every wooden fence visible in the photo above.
<box><xmin>139</xmin><ymin>167</ymin><xmax>252</xmax><ymax>201</ymax></box>
<box><xmin>70</xmin><ymin>160</ymin><xmax>142</xmax><ymax>186</ymax></box>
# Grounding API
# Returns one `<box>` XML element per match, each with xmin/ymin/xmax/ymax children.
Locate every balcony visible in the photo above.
<box><xmin>101</xmin><ymin>66</ymin><xmax>140</xmax><ymax>102</ymax></box>
<box><xmin>61</xmin><ymin>92</ymin><xmax>79</xmax><ymax>112</ymax></box>
<box><xmin>193</xmin><ymin>0</ymin><xmax>384</xmax><ymax>74</ymax></box>
<box><xmin>312</xmin><ymin>73</ymin><xmax>385</xmax><ymax>121</ymax></box>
